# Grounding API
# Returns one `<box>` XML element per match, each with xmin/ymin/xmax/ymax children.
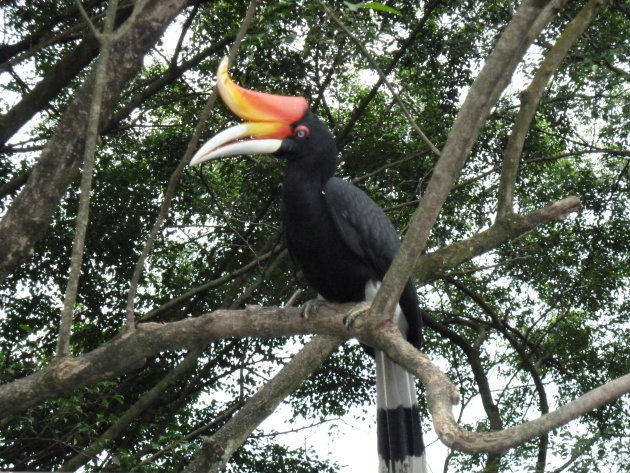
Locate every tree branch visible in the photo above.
<box><xmin>0</xmin><ymin>303</ymin><xmax>352</xmax><ymax>420</ymax></box>
<box><xmin>422</xmin><ymin>312</ymin><xmax>503</xmax><ymax>470</ymax></box>
<box><xmin>372</xmin><ymin>0</ymin><xmax>555</xmax><ymax>321</ymax></box>
<box><xmin>74</xmin><ymin>0</ymin><xmax>102</xmax><ymax>39</ymax></box>
<box><xmin>1</xmin><ymin>294</ymin><xmax>626</xmax><ymax>457</ymax></box>
<box><xmin>140</xmin><ymin>245</ymin><xmax>283</xmax><ymax>322</ymax></box>
<box><xmin>59</xmin><ymin>347</ymin><xmax>203</xmax><ymax>471</ymax></box>
<box><xmin>0</xmin><ymin>189</ymin><xmax>581</xmax><ymax>420</ymax></box>
<box><xmin>182</xmin><ymin>335</ymin><xmax>345</xmax><ymax>473</ymax></box>
<box><xmin>57</xmin><ymin>0</ymin><xmax>120</xmax><ymax>358</ymax></box>
<box><xmin>497</xmin><ymin>0</ymin><xmax>608</xmax><ymax>219</ymax></box>
<box><xmin>0</xmin><ymin>35</ymin><xmax>100</xmax><ymax>147</ymax></box>
<box><xmin>359</xmin><ymin>317</ymin><xmax>630</xmax><ymax>454</ymax></box>
<box><xmin>317</xmin><ymin>0</ymin><xmax>440</xmax><ymax>156</ymax></box>
<box><xmin>107</xmin><ymin>35</ymin><xmax>235</xmax><ymax>131</ymax></box>
<box><xmin>414</xmin><ymin>196</ymin><xmax>581</xmax><ymax>284</ymax></box>
<box><xmin>0</xmin><ymin>0</ymin><xmax>103</xmax><ymax>69</ymax></box>
<box><xmin>334</xmin><ymin>0</ymin><xmax>445</xmax><ymax>149</ymax></box>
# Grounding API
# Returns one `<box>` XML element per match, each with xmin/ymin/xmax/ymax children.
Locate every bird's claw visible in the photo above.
<box><xmin>343</xmin><ymin>301</ymin><xmax>371</xmax><ymax>329</ymax></box>
<box><xmin>301</xmin><ymin>299</ymin><xmax>319</xmax><ymax>319</ymax></box>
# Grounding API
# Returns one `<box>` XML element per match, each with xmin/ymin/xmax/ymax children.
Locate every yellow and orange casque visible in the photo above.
<box><xmin>190</xmin><ymin>58</ymin><xmax>309</xmax><ymax>165</ymax></box>
<box><xmin>216</xmin><ymin>58</ymin><xmax>307</xmax><ymax>137</ymax></box>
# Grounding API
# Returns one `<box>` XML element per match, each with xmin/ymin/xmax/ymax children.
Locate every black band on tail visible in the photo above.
<box><xmin>377</xmin><ymin>404</ymin><xmax>425</xmax><ymax>462</ymax></box>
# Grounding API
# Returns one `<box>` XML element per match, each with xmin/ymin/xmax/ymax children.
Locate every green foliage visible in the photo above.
<box><xmin>230</xmin><ymin>442</ymin><xmax>339</xmax><ymax>473</ymax></box>
<box><xmin>1</xmin><ymin>0</ymin><xmax>629</xmax><ymax>472</ymax></box>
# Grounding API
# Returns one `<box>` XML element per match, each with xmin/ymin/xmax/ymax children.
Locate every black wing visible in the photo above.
<box><xmin>323</xmin><ymin>177</ymin><xmax>400</xmax><ymax>278</ymax></box>
<box><xmin>324</xmin><ymin>177</ymin><xmax>424</xmax><ymax>348</ymax></box>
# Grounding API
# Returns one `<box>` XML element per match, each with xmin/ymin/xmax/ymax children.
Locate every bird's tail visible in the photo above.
<box><xmin>363</xmin><ymin>280</ymin><xmax>426</xmax><ymax>472</ymax></box>
<box><xmin>375</xmin><ymin>350</ymin><xmax>426</xmax><ymax>473</ymax></box>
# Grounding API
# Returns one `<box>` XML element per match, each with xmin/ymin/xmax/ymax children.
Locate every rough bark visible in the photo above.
<box><xmin>0</xmin><ymin>303</ymin><xmax>351</xmax><ymax>419</ymax></box>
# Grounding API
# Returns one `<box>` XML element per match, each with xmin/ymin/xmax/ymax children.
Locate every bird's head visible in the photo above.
<box><xmin>190</xmin><ymin>58</ymin><xmax>337</xmax><ymax>176</ymax></box>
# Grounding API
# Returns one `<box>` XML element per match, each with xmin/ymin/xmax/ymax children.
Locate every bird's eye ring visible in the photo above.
<box><xmin>294</xmin><ymin>125</ymin><xmax>310</xmax><ymax>139</ymax></box>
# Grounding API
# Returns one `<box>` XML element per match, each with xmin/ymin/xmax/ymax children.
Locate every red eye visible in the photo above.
<box><xmin>294</xmin><ymin>125</ymin><xmax>310</xmax><ymax>139</ymax></box>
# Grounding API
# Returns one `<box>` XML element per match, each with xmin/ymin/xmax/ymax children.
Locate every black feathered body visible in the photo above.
<box><xmin>282</xmin><ymin>174</ymin><xmax>423</xmax><ymax>348</ymax></box>
<box><xmin>278</xmin><ymin>110</ymin><xmax>426</xmax><ymax>473</ymax></box>
<box><xmin>283</xmin><ymin>175</ymin><xmax>384</xmax><ymax>299</ymax></box>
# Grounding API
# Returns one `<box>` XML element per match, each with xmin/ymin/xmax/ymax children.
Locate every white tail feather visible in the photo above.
<box><xmin>366</xmin><ymin>281</ymin><xmax>427</xmax><ymax>473</ymax></box>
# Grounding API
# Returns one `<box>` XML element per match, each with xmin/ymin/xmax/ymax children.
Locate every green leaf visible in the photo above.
<box><xmin>359</xmin><ymin>2</ymin><xmax>402</xmax><ymax>16</ymax></box>
<box><xmin>344</xmin><ymin>1</ymin><xmax>402</xmax><ymax>16</ymax></box>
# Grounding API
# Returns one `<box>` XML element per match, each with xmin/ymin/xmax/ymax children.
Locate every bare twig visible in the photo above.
<box><xmin>74</xmin><ymin>0</ymin><xmax>102</xmax><ymax>39</ymax></box>
<box><xmin>56</xmin><ymin>0</ymin><xmax>120</xmax><ymax>358</ymax></box>
<box><xmin>170</xmin><ymin>3</ymin><xmax>199</xmax><ymax>67</ymax></box>
<box><xmin>497</xmin><ymin>0</ymin><xmax>608</xmax><ymax>218</ymax></box>
<box><xmin>317</xmin><ymin>0</ymin><xmax>440</xmax><ymax>156</ymax></box>
<box><xmin>285</xmin><ymin>289</ymin><xmax>303</xmax><ymax>308</ymax></box>
<box><xmin>138</xmin><ymin>401</ymin><xmax>244</xmax><ymax>466</ymax></box>
<box><xmin>422</xmin><ymin>311</ymin><xmax>503</xmax><ymax>472</ymax></box>
<box><xmin>124</xmin><ymin>0</ymin><xmax>261</xmax><ymax>329</ymax></box>
<box><xmin>140</xmin><ymin>246</ymin><xmax>283</xmax><ymax>322</ymax></box>
<box><xmin>549</xmin><ymin>433</ymin><xmax>602</xmax><ymax>473</ymax></box>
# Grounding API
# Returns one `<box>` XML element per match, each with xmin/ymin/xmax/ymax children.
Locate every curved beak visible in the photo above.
<box><xmin>190</xmin><ymin>58</ymin><xmax>308</xmax><ymax>166</ymax></box>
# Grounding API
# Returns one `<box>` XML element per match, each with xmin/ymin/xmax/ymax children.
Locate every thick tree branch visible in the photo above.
<box><xmin>0</xmin><ymin>303</ymin><xmax>352</xmax><ymax>420</ymax></box>
<box><xmin>0</xmin><ymin>1</ymin><xmax>137</xmax><ymax>147</ymax></box>
<box><xmin>373</xmin><ymin>0</ymin><xmax>556</xmax><ymax>320</ymax></box>
<box><xmin>1</xmin><ymin>291</ymin><xmax>625</xmax><ymax>456</ymax></box>
<box><xmin>359</xmin><ymin>318</ymin><xmax>630</xmax><ymax>454</ymax></box>
<box><xmin>0</xmin><ymin>190</ymin><xmax>580</xmax><ymax>419</ymax></box>
<box><xmin>414</xmin><ymin>196</ymin><xmax>581</xmax><ymax>284</ymax></box>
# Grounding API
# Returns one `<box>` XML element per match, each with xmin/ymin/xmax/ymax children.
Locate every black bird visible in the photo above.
<box><xmin>191</xmin><ymin>58</ymin><xmax>426</xmax><ymax>473</ymax></box>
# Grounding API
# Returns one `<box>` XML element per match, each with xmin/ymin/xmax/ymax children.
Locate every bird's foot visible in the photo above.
<box><xmin>343</xmin><ymin>301</ymin><xmax>371</xmax><ymax>329</ymax></box>
<box><xmin>301</xmin><ymin>299</ymin><xmax>321</xmax><ymax>319</ymax></box>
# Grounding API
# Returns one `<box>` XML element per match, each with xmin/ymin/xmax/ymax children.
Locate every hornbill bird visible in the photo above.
<box><xmin>191</xmin><ymin>58</ymin><xmax>426</xmax><ymax>473</ymax></box>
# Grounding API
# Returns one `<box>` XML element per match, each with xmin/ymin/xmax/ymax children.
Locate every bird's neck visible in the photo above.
<box><xmin>281</xmin><ymin>162</ymin><xmax>331</xmax><ymax>224</ymax></box>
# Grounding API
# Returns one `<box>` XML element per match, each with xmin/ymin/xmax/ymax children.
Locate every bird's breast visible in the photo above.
<box><xmin>283</xmin><ymin>201</ymin><xmax>375</xmax><ymax>302</ymax></box>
